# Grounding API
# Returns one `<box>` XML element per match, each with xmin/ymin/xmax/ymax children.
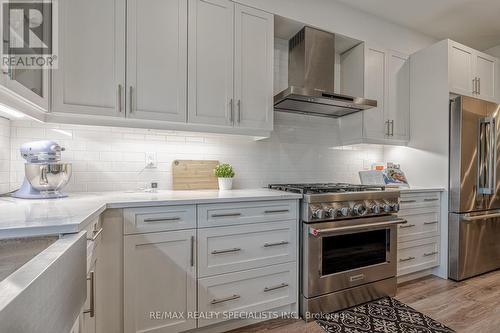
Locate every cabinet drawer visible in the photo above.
<box><xmin>198</xmin><ymin>262</ymin><xmax>297</xmax><ymax>327</ymax></box>
<box><xmin>397</xmin><ymin>237</ymin><xmax>440</xmax><ymax>276</ymax></box>
<box><xmin>398</xmin><ymin>209</ymin><xmax>440</xmax><ymax>242</ymax></box>
<box><xmin>198</xmin><ymin>220</ymin><xmax>297</xmax><ymax>277</ymax></box>
<box><xmin>124</xmin><ymin>205</ymin><xmax>196</xmax><ymax>234</ymax></box>
<box><xmin>198</xmin><ymin>200</ymin><xmax>298</xmax><ymax>228</ymax></box>
<box><xmin>399</xmin><ymin>192</ymin><xmax>440</xmax><ymax>211</ymax></box>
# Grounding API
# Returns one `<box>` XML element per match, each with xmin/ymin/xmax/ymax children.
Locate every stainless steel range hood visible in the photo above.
<box><xmin>274</xmin><ymin>27</ymin><xmax>377</xmax><ymax>117</ymax></box>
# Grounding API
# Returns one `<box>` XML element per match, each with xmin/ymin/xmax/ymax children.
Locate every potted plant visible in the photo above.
<box><xmin>214</xmin><ymin>163</ymin><xmax>235</xmax><ymax>190</ymax></box>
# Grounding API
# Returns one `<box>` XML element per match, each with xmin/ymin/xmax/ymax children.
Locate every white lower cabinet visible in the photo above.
<box><xmin>124</xmin><ymin>229</ymin><xmax>197</xmax><ymax>333</ymax></box>
<box><xmin>397</xmin><ymin>191</ymin><xmax>442</xmax><ymax>279</ymax></box>
<box><xmin>198</xmin><ymin>262</ymin><xmax>297</xmax><ymax>327</ymax></box>
<box><xmin>122</xmin><ymin>200</ymin><xmax>299</xmax><ymax>333</ymax></box>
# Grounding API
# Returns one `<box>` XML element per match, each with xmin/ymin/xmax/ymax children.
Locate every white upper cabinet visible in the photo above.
<box><xmin>188</xmin><ymin>0</ymin><xmax>234</xmax><ymax>127</ymax></box>
<box><xmin>188</xmin><ymin>0</ymin><xmax>273</xmax><ymax>130</ymax></box>
<box><xmin>449</xmin><ymin>40</ymin><xmax>498</xmax><ymax>103</ymax></box>
<box><xmin>52</xmin><ymin>0</ymin><xmax>126</xmax><ymax>117</ymax></box>
<box><xmin>126</xmin><ymin>0</ymin><xmax>188</xmax><ymax>122</ymax></box>
<box><xmin>363</xmin><ymin>45</ymin><xmax>387</xmax><ymax>141</ymax></box>
<box><xmin>387</xmin><ymin>50</ymin><xmax>410</xmax><ymax>141</ymax></box>
<box><xmin>234</xmin><ymin>4</ymin><xmax>274</xmax><ymax>131</ymax></box>
<box><xmin>339</xmin><ymin>43</ymin><xmax>410</xmax><ymax>145</ymax></box>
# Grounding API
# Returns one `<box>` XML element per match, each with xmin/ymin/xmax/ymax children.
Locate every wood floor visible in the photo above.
<box><xmin>228</xmin><ymin>270</ymin><xmax>500</xmax><ymax>333</ymax></box>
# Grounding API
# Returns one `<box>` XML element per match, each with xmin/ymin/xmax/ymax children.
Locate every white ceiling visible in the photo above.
<box><xmin>333</xmin><ymin>0</ymin><xmax>500</xmax><ymax>51</ymax></box>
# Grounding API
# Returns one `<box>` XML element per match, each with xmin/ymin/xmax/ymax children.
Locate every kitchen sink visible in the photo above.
<box><xmin>0</xmin><ymin>236</ymin><xmax>59</xmax><ymax>282</ymax></box>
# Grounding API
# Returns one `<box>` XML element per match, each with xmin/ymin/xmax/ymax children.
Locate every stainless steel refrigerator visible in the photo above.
<box><xmin>449</xmin><ymin>95</ymin><xmax>500</xmax><ymax>281</ymax></box>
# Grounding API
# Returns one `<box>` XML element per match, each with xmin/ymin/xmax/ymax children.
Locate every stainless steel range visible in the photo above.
<box><xmin>269</xmin><ymin>183</ymin><xmax>405</xmax><ymax>318</ymax></box>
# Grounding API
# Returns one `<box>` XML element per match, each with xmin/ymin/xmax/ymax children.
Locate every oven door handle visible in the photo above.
<box><xmin>310</xmin><ymin>218</ymin><xmax>407</xmax><ymax>237</ymax></box>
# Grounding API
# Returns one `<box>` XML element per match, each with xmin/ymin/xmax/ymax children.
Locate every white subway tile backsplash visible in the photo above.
<box><xmin>1</xmin><ymin>110</ymin><xmax>383</xmax><ymax>192</ymax></box>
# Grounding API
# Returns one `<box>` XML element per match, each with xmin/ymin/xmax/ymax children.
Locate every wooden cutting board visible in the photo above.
<box><xmin>172</xmin><ymin>160</ymin><xmax>220</xmax><ymax>190</ymax></box>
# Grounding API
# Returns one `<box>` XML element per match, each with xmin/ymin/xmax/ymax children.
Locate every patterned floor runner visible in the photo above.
<box><xmin>317</xmin><ymin>297</ymin><xmax>456</xmax><ymax>333</ymax></box>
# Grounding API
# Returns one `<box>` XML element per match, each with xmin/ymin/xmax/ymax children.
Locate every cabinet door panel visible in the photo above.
<box><xmin>188</xmin><ymin>0</ymin><xmax>233</xmax><ymax>126</ymax></box>
<box><xmin>52</xmin><ymin>0</ymin><xmax>125</xmax><ymax>117</ymax></box>
<box><xmin>476</xmin><ymin>54</ymin><xmax>497</xmax><ymax>102</ymax></box>
<box><xmin>124</xmin><ymin>230</ymin><xmax>196</xmax><ymax>333</ymax></box>
<box><xmin>127</xmin><ymin>0</ymin><xmax>187</xmax><ymax>121</ymax></box>
<box><xmin>363</xmin><ymin>46</ymin><xmax>386</xmax><ymax>140</ymax></box>
<box><xmin>449</xmin><ymin>42</ymin><xmax>474</xmax><ymax>96</ymax></box>
<box><xmin>387</xmin><ymin>51</ymin><xmax>409</xmax><ymax>140</ymax></box>
<box><xmin>234</xmin><ymin>4</ymin><xmax>273</xmax><ymax>130</ymax></box>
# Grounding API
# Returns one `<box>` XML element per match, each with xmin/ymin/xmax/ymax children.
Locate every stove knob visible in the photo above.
<box><xmin>353</xmin><ymin>203</ymin><xmax>367</xmax><ymax>216</ymax></box>
<box><xmin>312</xmin><ymin>208</ymin><xmax>324</xmax><ymax>219</ymax></box>
<box><xmin>370</xmin><ymin>203</ymin><xmax>381</xmax><ymax>214</ymax></box>
<box><xmin>382</xmin><ymin>204</ymin><xmax>391</xmax><ymax>213</ymax></box>
<box><xmin>327</xmin><ymin>208</ymin><xmax>339</xmax><ymax>218</ymax></box>
<box><xmin>340</xmin><ymin>207</ymin><xmax>351</xmax><ymax>217</ymax></box>
<box><xmin>390</xmin><ymin>203</ymin><xmax>400</xmax><ymax>212</ymax></box>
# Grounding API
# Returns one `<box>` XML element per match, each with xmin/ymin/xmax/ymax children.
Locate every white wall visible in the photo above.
<box><xmin>237</xmin><ymin>0</ymin><xmax>436</xmax><ymax>54</ymax></box>
<box><xmin>8</xmin><ymin>116</ymin><xmax>383</xmax><ymax>192</ymax></box>
<box><xmin>0</xmin><ymin>117</ymin><xmax>9</xmax><ymax>194</ymax></box>
<box><xmin>485</xmin><ymin>44</ymin><xmax>500</xmax><ymax>58</ymax></box>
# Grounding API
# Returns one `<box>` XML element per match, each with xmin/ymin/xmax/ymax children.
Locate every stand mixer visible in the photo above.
<box><xmin>12</xmin><ymin>140</ymin><xmax>72</xmax><ymax>199</ymax></box>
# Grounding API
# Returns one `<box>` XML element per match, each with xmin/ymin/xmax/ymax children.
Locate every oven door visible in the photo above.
<box><xmin>302</xmin><ymin>216</ymin><xmax>405</xmax><ymax>298</ymax></box>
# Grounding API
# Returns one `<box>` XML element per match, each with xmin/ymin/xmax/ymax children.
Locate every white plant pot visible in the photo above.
<box><xmin>218</xmin><ymin>178</ymin><xmax>233</xmax><ymax>190</ymax></box>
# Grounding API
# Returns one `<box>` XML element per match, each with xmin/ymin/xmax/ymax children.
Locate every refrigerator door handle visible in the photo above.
<box><xmin>463</xmin><ymin>212</ymin><xmax>500</xmax><ymax>221</ymax></box>
<box><xmin>477</xmin><ymin>116</ymin><xmax>497</xmax><ymax>195</ymax></box>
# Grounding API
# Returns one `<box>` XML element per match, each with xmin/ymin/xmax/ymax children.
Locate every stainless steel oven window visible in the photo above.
<box><xmin>319</xmin><ymin>229</ymin><xmax>391</xmax><ymax>276</ymax></box>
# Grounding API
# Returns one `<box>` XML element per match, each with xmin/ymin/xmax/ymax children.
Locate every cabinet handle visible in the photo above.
<box><xmin>264</xmin><ymin>283</ymin><xmax>289</xmax><ymax>292</ymax></box>
<box><xmin>83</xmin><ymin>271</ymin><xmax>95</xmax><ymax>318</ymax></box>
<box><xmin>385</xmin><ymin>120</ymin><xmax>390</xmax><ymax>136</ymax></box>
<box><xmin>229</xmin><ymin>99</ymin><xmax>234</xmax><ymax>123</ymax></box>
<box><xmin>264</xmin><ymin>241</ymin><xmax>289</xmax><ymax>247</ymax></box>
<box><xmin>399</xmin><ymin>224</ymin><xmax>416</xmax><ymax>229</ymax></box>
<box><xmin>117</xmin><ymin>84</ymin><xmax>122</xmax><ymax>112</ymax></box>
<box><xmin>210</xmin><ymin>294</ymin><xmax>240</xmax><ymax>305</ymax></box>
<box><xmin>190</xmin><ymin>236</ymin><xmax>195</xmax><ymax>267</ymax></box>
<box><xmin>143</xmin><ymin>217</ymin><xmax>181</xmax><ymax>223</ymax></box>
<box><xmin>424</xmin><ymin>251</ymin><xmax>438</xmax><ymax>257</ymax></box>
<box><xmin>237</xmin><ymin>100</ymin><xmax>241</xmax><ymax>124</ymax></box>
<box><xmin>478</xmin><ymin>77</ymin><xmax>481</xmax><ymax>94</ymax></box>
<box><xmin>87</xmin><ymin>227</ymin><xmax>103</xmax><ymax>242</ymax></box>
<box><xmin>399</xmin><ymin>256</ymin><xmax>416</xmax><ymax>262</ymax></box>
<box><xmin>264</xmin><ymin>209</ymin><xmax>289</xmax><ymax>214</ymax></box>
<box><xmin>211</xmin><ymin>213</ymin><xmax>241</xmax><ymax>218</ymax></box>
<box><xmin>400</xmin><ymin>200</ymin><xmax>417</xmax><ymax>203</ymax></box>
<box><xmin>424</xmin><ymin>221</ymin><xmax>438</xmax><ymax>225</ymax></box>
<box><xmin>473</xmin><ymin>78</ymin><xmax>477</xmax><ymax>94</ymax></box>
<box><xmin>129</xmin><ymin>86</ymin><xmax>133</xmax><ymax>113</ymax></box>
<box><xmin>424</xmin><ymin>198</ymin><xmax>439</xmax><ymax>202</ymax></box>
<box><xmin>390</xmin><ymin>120</ymin><xmax>394</xmax><ymax>136</ymax></box>
<box><xmin>211</xmin><ymin>247</ymin><xmax>241</xmax><ymax>255</ymax></box>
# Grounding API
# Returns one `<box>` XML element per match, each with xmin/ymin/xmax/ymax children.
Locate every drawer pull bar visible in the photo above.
<box><xmin>400</xmin><ymin>200</ymin><xmax>417</xmax><ymax>203</ymax></box>
<box><xmin>210</xmin><ymin>294</ymin><xmax>240</xmax><ymax>305</ymax></box>
<box><xmin>264</xmin><ymin>283</ymin><xmax>289</xmax><ymax>292</ymax></box>
<box><xmin>264</xmin><ymin>209</ymin><xmax>290</xmax><ymax>214</ymax></box>
<box><xmin>399</xmin><ymin>224</ymin><xmax>416</xmax><ymax>229</ymax></box>
<box><xmin>424</xmin><ymin>198</ymin><xmax>439</xmax><ymax>202</ymax></box>
<box><xmin>144</xmin><ymin>217</ymin><xmax>181</xmax><ymax>223</ymax></box>
<box><xmin>83</xmin><ymin>271</ymin><xmax>95</xmax><ymax>317</ymax></box>
<box><xmin>87</xmin><ymin>227</ymin><xmax>103</xmax><ymax>241</ymax></box>
<box><xmin>424</xmin><ymin>251</ymin><xmax>438</xmax><ymax>257</ymax></box>
<box><xmin>264</xmin><ymin>241</ymin><xmax>289</xmax><ymax>247</ymax></box>
<box><xmin>211</xmin><ymin>248</ymin><xmax>241</xmax><ymax>255</ymax></box>
<box><xmin>399</xmin><ymin>256</ymin><xmax>416</xmax><ymax>262</ymax></box>
<box><xmin>211</xmin><ymin>213</ymin><xmax>242</xmax><ymax>218</ymax></box>
<box><xmin>424</xmin><ymin>221</ymin><xmax>438</xmax><ymax>225</ymax></box>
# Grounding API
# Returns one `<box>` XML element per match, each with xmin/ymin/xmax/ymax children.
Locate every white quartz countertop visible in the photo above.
<box><xmin>0</xmin><ymin>189</ymin><xmax>302</xmax><ymax>239</ymax></box>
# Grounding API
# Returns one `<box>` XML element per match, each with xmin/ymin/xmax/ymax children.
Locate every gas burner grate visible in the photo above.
<box><xmin>268</xmin><ymin>183</ymin><xmax>385</xmax><ymax>194</ymax></box>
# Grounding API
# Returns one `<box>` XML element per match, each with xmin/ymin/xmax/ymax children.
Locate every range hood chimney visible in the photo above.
<box><xmin>274</xmin><ymin>27</ymin><xmax>377</xmax><ymax>117</ymax></box>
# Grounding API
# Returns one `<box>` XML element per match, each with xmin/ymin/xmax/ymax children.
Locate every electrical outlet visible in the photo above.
<box><xmin>145</xmin><ymin>152</ymin><xmax>157</xmax><ymax>169</ymax></box>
